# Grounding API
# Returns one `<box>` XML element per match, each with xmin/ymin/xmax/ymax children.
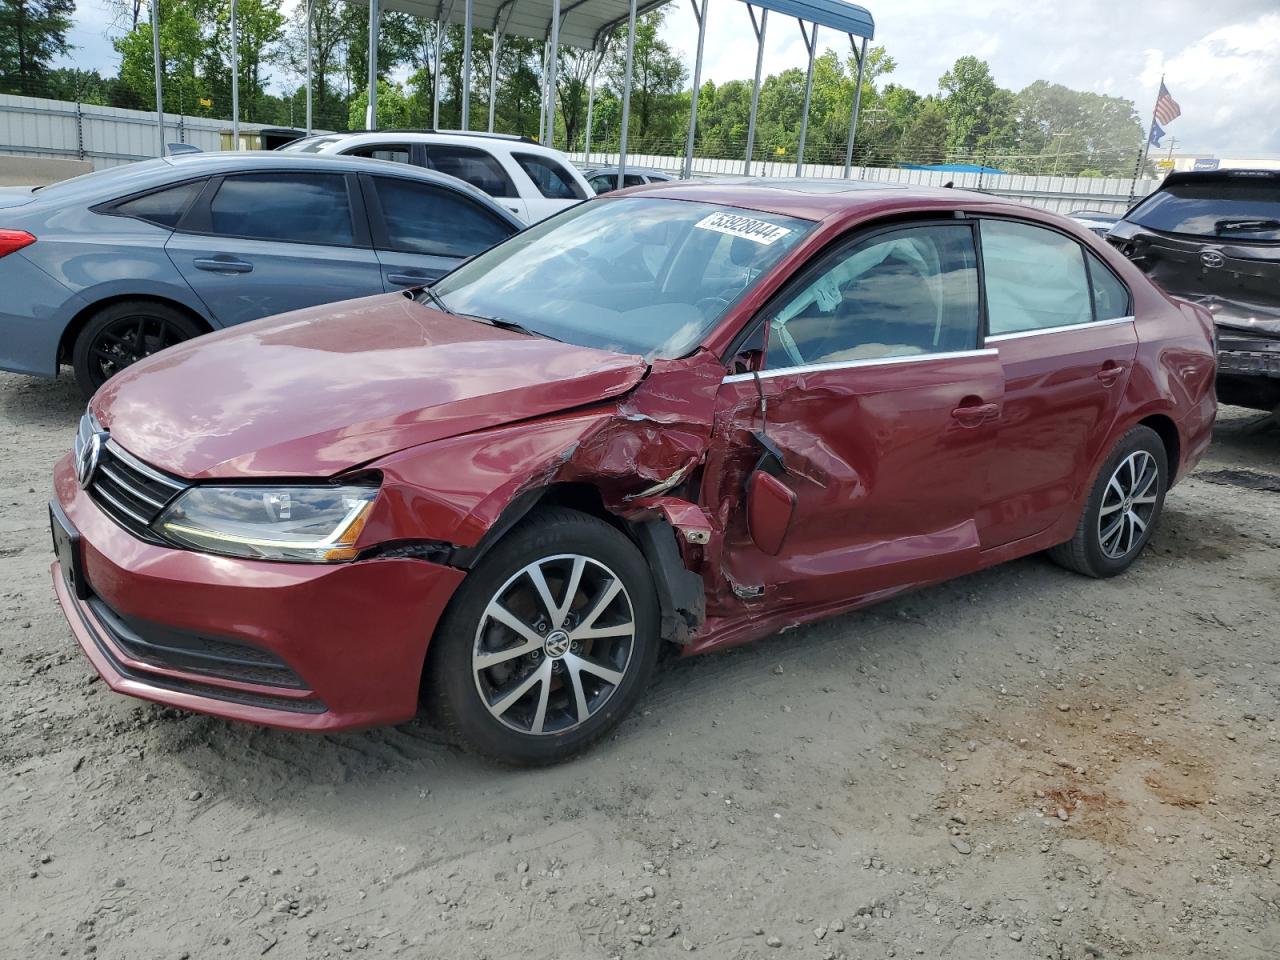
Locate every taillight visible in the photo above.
<box><xmin>0</xmin><ymin>229</ymin><xmax>36</xmax><ymax>258</ymax></box>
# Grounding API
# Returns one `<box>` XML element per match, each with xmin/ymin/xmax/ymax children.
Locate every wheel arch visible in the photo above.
<box><xmin>57</xmin><ymin>292</ymin><xmax>213</xmax><ymax>367</ymax></box>
<box><xmin>448</xmin><ymin>481</ymin><xmax>705</xmax><ymax>648</ymax></box>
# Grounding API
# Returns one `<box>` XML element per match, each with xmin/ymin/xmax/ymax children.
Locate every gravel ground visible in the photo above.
<box><xmin>3</xmin><ymin>370</ymin><xmax>1279</xmax><ymax>960</ymax></box>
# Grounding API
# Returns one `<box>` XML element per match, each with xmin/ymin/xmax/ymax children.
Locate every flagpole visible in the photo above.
<box><xmin>1138</xmin><ymin>73</ymin><xmax>1164</xmax><ymax>182</ymax></box>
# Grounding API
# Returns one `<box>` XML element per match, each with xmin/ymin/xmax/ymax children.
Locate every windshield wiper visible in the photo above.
<box><xmin>1215</xmin><ymin>217</ymin><xmax>1280</xmax><ymax>234</ymax></box>
<box><xmin>417</xmin><ymin>285</ymin><xmax>454</xmax><ymax>315</ymax></box>
<box><xmin>466</xmin><ymin>314</ymin><xmax>561</xmax><ymax>342</ymax></box>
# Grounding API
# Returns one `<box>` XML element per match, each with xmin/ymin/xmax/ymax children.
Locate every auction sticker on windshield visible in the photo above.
<box><xmin>695</xmin><ymin>211</ymin><xmax>793</xmax><ymax>245</ymax></box>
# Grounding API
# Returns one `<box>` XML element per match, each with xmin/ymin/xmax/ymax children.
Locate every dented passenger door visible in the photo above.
<box><xmin>701</xmin><ymin>220</ymin><xmax>1004</xmax><ymax>613</ymax></box>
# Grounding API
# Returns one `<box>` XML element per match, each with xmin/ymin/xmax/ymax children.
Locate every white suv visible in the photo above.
<box><xmin>279</xmin><ymin>131</ymin><xmax>592</xmax><ymax>223</ymax></box>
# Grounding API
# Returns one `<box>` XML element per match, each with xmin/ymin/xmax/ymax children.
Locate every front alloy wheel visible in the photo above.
<box><xmin>427</xmin><ymin>508</ymin><xmax>659</xmax><ymax>765</ymax></box>
<box><xmin>473</xmin><ymin>554</ymin><xmax>636</xmax><ymax>736</ymax></box>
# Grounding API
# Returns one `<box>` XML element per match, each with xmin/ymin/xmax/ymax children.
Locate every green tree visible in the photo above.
<box><xmin>1012</xmin><ymin>79</ymin><xmax>1144</xmax><ymax>176</ymax></box>
<box><xmin>605</xmin><ymin>10</ymin><xmax>686</xmax><ymax>145</ymax></box>
<box><xmin>113</xmin><ymin>0</ymin><xmax>210</xmax><ymax>115</ymax></box>
<box><xmin>938</xmin><ymin>55</ymin><xmax>1015</xmax><ymax>158</ymax></box>
<box><xmin>896</xmin><ymin>97</ymin><xmax>948</xmax><ymax>165</ymax></box>
<box><xmin>0</xmin><ymin>0</ymin><xmax>75</xmax><ymax>90</ymax></box>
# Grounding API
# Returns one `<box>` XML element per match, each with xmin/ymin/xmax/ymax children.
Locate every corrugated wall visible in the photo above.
<box><xmin>0</xmin><ymin>94</ymin><xmax>279</xmax><ymax>169</ymax></box>
<box><xmin>571</xmin><ymin>151</ymin><xmax>1161</xmax><ymax>214</ymax></box>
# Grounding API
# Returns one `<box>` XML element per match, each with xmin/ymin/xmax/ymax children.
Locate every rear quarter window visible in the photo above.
<box><xmin>108</xmin><ymin>180</ymin><xmax>204</xmax><ymax>228</ymax></box>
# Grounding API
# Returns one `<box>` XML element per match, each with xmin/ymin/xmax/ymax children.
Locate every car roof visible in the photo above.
<box><xmin>286</xmin><ymin>130</ymin><xmax>568</xmax><ymax>157</ymax></box>
<box><xmin>28</xmin><ymin>150</ymin><xmax>522</xmax><ymax>225</ymax></box>
<box><xmin>633</xmin><ymin>177</ymin><xmax>1022</xmax><ymax>222</ymax></box>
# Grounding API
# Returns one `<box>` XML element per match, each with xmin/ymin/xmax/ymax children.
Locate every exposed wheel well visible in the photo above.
<box><xmin>1137</xmin><ymin>414</ymin><xmax>1180</xmax><ymax>479</ymax></box>
<box><xmin>57</xmin><ymin>295</ymin><xmax>212</xmax><ymax>367</ymax></box>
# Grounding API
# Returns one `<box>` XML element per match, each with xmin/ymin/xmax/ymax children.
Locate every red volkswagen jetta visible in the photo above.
<box><xmin>51</xmin><ymin>180</ymin><xmax>1216</xmax><ymax>764</ymax></box>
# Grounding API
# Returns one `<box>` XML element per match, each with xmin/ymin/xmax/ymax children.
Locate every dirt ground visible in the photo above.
<box><xmin>2</xmin><ymin>369</ymin><xmax>1279</xmax><ymax>960</ymax></box>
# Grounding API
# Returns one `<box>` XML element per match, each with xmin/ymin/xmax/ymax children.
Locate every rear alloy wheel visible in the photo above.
<box><xmin>72</xmin><ymin>301</ymin><xmax>204</xmax><ymax>399</ymax></box>
<box><xmin>1049</xmin><ymin>425</ymin><xmax>1168</xmax><ymax>578</ymax></box>
<box><xmin>427</xmin><ymin>508</ymin><xmax>659</xmax><ymax>765</ymax></box>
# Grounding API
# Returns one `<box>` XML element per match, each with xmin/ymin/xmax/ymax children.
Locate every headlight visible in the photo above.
<box><xmin>155</xmin><ymin>485</ymin><xmax>377</xmax><ymax>562</ymax></box>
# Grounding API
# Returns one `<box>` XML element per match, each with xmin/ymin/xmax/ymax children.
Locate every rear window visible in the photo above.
<box><xmin>1129</xmin><ymin>177</ymin><xmax>1280</xmax><ymax>241</ymax></box>
<box><xmin>512</xmin><ymin>152</ymin><xmax>587</xmax><ymax>200</ymax></box>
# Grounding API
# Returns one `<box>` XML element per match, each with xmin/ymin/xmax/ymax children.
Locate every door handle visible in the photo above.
<box><xmin>1096</xmin><ymin>361</ymin><xmax>1127</xmax><ymax>385</ymax></box>
<box><xmin>193</xmin><ymin>257</ymin><xmax>253</xmax><ymax>274</ymax></box>
<box><xmin>951</xmin><ymin>401</ymin><xmax>1000</xmax><ymax>426</ymax></box>
<box><xmin>386</xmin><ymin>272</ymin><xmax>436</xmax><ymax>286</ymax></box>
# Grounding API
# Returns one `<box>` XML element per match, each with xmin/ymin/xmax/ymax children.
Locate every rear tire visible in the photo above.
<box><xmin>72</xmin><ymin>300</ymin><xmax>204</xmax><ymax>400</ymax></box>
<box><xmin>425</xmin><ymin>508</ymin><xmax>660</xmax><ymax>766</ymax></box>
<box><xmin>1049</xmin><ymin>425</ymin><xmax>1168</xmax><ymax>578</ymax></box>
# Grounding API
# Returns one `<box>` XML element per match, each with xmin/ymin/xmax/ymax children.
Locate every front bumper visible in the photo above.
<box><xmin>51</xmin><ymin>454</ymin><xmax>466</xmax><ymax>731</ymax></box>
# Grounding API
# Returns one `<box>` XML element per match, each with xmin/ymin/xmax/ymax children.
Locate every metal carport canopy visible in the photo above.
<box><xmin>748</xmin><ymin>0</ymin><xmax>873</xmax><ymax>40</ymax></box>
<box><xmin>355</xmin><ymin>0</ymin><xmax>677</xmax><ymax>50</ymax></box>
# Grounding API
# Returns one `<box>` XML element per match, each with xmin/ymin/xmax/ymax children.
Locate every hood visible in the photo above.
<box><xmin>94</xmin><ymin>293</ymin><xmax>648</xmax><ymax>479</ymax></box>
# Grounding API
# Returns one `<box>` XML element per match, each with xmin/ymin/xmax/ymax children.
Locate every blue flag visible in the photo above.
<box><xmin>1149</xmin><ymin>120</ymin><xmax>1166</xmax><ymax>148</ymax></box>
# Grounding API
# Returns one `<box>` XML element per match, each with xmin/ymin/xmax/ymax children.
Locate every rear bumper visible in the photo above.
<box><xmin>0</xmin><ymin>253</ymin><xmax>83</xmax><ymax>377</ymax></box>
<box><xmin>1216</xmin><ymin>328</ymin><xmax>1280</xmax><ymax>380</ymax></box>
<box><xmin>51</xmin><ymin>454</ymin><xmax>466</xmax><ymax>731</ymax></box>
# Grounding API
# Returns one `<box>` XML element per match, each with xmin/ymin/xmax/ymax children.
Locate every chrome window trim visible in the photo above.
<box><xmin>985</xmin><ymin>315</ymin><xmax>1135</xmax><ymax>343</ymax></box>
<box><xmin>723</xmin><ymin>348</ymin><xmax>998</xmax><ymax>383</ymax></box>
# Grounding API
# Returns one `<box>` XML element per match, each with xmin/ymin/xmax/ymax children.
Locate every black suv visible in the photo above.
<box><xmin>1109</xmin><ymin>169</ymin><xmax>1280</xmax><ymax>413</ymax></box>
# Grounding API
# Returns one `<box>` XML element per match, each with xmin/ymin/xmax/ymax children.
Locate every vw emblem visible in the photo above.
<box><xmin>1200</xmin><ymin>250</ymin><xmax>1225</xmax><ymax>269</ymax></box>
<box><xmin>76</xmin><ymin>432</ymin><xmax>107</xmax><ymax>489</ymax></box>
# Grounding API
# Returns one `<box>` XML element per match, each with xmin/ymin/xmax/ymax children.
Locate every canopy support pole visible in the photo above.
<box><xmin>304</xmin><ymin>0</ymin><xmax>313</xmax><ymax>135</ymax></box>
<box><xmin>538</xmin><ymin>40</ymin><xmax>549</xmax><ymax>141</ymax></box>
<box><xmin>365</xmin><ymin>0</ymin><xmax>379</xmax><ymax>127</ymax></box>
<box><xmin>583</xmin><ymin>47</ymin><xmax>602</xmax><ymax>162</ymax></box>
<box><xmin>743</xmin><ymin>4</ymin><xmax>767</xmax><ymax>176</ymax></box>
<box><xmin>616</xmin><ymin>0</ymin><xmax>637</xmax><ymax>190</ymax></box>
<box><xmin>432</xmin><ymin>0</ymin><xmax>452</xmax><ymax>129</ymax></box>
<box><xmin>795</xmin><ymin>21</ymin><xmax>817</xmax><ymax>176</ymax></box>
<box><xmin>681</xmin><ymin>0</ymin><xmax>707</xmax><ymax>179</ymax></box>
<box><xmin>151</xmin><ymin>0</ymin><xmax>164</xmax><ymax>155</ymax></box>
<box><xmin>843</xmin><ymin>35</ymin><xmax>867</xmax><ymax>178</ymax></box>
<box><xmin>461</xmin><ymin>0</ymin><xmax>473</xmax><ymax>128</ymax></box>
<box><xmin>542</xmin><ymin>0</ymin><xmax>561</xmax><ymax>145</ymax></box>
<box><xmin>231</xmin><ymin>0</ymin><xmax>242</xmax><ymax>148</ymax></box>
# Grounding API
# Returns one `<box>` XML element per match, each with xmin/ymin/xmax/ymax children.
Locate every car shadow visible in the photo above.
<box><xmin>0</xmin><ymin>372</ymin><xmax>82</xmax><ymax>428</ymax></box>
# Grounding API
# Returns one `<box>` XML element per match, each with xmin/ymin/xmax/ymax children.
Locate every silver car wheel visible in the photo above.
<box><xmin>472</xmin><ymin>553</ymin><xmax>636</xmax><ymax>736</ymax></box>
<box><xmin>1097</xmin><ymin>450</ymin><xmax>1159</xmax><ymax>559</ymax></box>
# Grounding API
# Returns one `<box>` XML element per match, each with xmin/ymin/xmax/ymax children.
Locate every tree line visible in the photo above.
<box><xmin>1</xmin><ymin>0</ymin><xmax>1147</xmax><ymax>176</ymax></box>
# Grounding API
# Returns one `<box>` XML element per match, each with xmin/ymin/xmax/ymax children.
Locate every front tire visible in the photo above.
<box><xmin>426</xmin><ymin>508</ymin><xmax>660</xmax><ymax>765</ymax></box>
<box><xmin>1049</xmin><ymin>425</ymin><xmax>1168</xmax><ymax>578</ymax></box>
<box><xmin>72</xmin><ymin>301</ymin><xmax>204</xmax><ymax>400</ymax></box>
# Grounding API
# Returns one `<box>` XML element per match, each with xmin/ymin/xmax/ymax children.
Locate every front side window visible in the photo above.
<box><xmin>512</xmin><ymin>152</ymin><xmax>588</xmax><ymax>200</ymax></box>
<box><xmin>207</xmin><ymin>173</ymin><xmax>354</xmax><ymax>246</ymax></box>
<box><xmin>1128</xmin><ymin>177</ymin><xmax>1280</xmax><ymax>241</ymax></box>
<box><xmin>981</xmin><ymin>220</ymin><xmax>1091</xmax><ymax>335</ymax></box>
<box><xmin>344</xmin><ymin>143</ymin><xmax>412</xmax><ymax>164</ymax></box>
<box><xmin>371</xmin><ymin>177</ymin><xmax>512</xmax><ymax>257</ymax></box>
<box><xmin>1086</xmin><ymin>252</ymin><xmax>1131</xmax><ymax>320</ymax></box>
<box><xmin>112</xmin><ymin>180</ymin><xmax>203</xmax><ymax>228</ymax></box>
<box><xmin>763</xmin><ymin>223</ymin><xmax>980</xmax><ymax>369</ymax></box>
<box><xmin>431</xmin><ymin>197</ymin><xmax>813</xmax><ymax>358</ymax></box>
<box><xmin>422</xmin><ymin>145</ymin><xmax>517</xmax><ymax>198</ymax></box>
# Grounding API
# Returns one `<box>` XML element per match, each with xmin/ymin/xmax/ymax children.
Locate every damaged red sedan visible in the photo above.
<box><xmin>51</xmin><ymin>181</ymin><xmax>1216</xmax><ymax>764</ymax></box>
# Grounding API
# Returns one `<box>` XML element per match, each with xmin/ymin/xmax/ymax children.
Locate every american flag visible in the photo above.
<box><xmin>1154</xmin><ymin>81</ymin><xmax>1182</xmax><ymax>126</ymax></box>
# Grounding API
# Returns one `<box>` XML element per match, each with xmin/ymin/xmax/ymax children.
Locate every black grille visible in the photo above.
<box><xmin>76</xmin><ymin>412</ymin><xmax>187</xmax><ymax>543</ymax></box>
<box><xmin>88</xmin><ymin>597</ymin><xmax>308</xmax><ymax>689</ymax></box>
<box><xmin>73</xmin><ymin>593</ymin><xmax>326</xmax><ymax>715</ymax></box>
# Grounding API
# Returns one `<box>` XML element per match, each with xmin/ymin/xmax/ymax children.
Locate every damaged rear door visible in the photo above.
<box><xmin>702</xmin><ymin>219</ymin><xmax>1002</xmax><ymax>612</ymax></box>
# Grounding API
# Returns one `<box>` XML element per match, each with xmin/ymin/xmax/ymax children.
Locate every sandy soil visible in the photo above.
<box><xmin>2</xmin><ymin>369</ymin><xmax>1279</xmax><ymax>960</ymax></box>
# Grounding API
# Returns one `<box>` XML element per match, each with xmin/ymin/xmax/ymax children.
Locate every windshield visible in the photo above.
<box><xmin>429</xmin><ymin>196</ymin><xmax>814</xmax><ymax>358</ymax></box>
<box><xmin>1129</xmin><ymin>177</ymin><xmax>1280</xmax><ymax>241</ymax></box>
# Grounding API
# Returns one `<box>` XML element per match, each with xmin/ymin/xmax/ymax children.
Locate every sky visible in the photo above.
<box><xmin>59</xmin><ymin>0</ymin><xmax>1280</xmax><ymax>157</ymax></box>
